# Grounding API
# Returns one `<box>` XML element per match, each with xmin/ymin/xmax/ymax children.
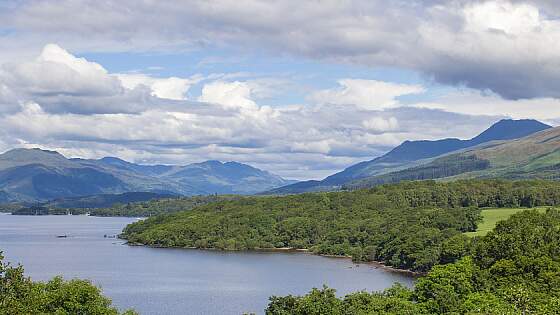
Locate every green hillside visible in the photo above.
<box><xmin>464</xmin><ymin>207</ymin><xmax>549</xmax><ymax>237</ymax></box>
<box><xmin>347</xmin><ymin>126</ymin><xmax>560</xmax><ymax>189</ymax></box>
<box><xmin>121</xmin><ymin>180</ymin><xmax>560</xmax><ymax>273</ymax></box>
<box><xmin>266</xmin><ymin>209</ymin><xmax>560</xmax><ymax>314</ymax></box>
<box><xmin>267</xmin><ymin>119</ymin><xmax>551</xmax><ymax>194</ymax></box>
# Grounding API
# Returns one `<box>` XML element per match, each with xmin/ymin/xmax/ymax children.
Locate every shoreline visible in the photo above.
<box><xmin>124</xmin><ymin>240</ymin><xmax>422</xmax><ymax>277</ymax></box>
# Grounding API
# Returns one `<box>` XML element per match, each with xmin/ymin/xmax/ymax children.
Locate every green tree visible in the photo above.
<box><xmin>0</xmin><ymin>252</ymin><xmax>135</xmax><ymax>315</ymax></box>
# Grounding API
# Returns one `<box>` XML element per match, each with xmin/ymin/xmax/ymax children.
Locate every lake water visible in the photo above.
<box><xmin>0</xmin><ymin>214</ymin><xmax>414</xmax><ymax>315</ymax></box>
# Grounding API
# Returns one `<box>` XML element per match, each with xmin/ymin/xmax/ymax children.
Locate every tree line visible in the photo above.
<box><xmin>265</xmin><ymin>209</ymin><xmax>560</xmax><ymax>314</ymax></box>
<box><xmin>10</xmin><ymin>195</ymin><xmax>240</xmax><ymax>217</ymax></box>
<box><xmin>122</xmin><ymin>179</ymin><xmax>560</xmax><ymax>272</ymax></box>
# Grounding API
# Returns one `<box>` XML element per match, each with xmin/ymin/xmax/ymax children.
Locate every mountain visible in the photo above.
<box><xmin>0</xmin><ymin>148</ymin><xmax>294</xmax><ymax>202</ymax></box>
<box><xmin>162</xmin><ymin>160</ymin><xmax>295</xmax><ymax>195</ymax></box>
<box><xmin>267</xmin><ymin>119</ymin><xmax>551</xmax><ymax>194</ymax></box>
<box><xmin>95</xmin><ymin>157</ymin><xmax>173</xmax><ymax>176</ymax></box>
<box><xmin>0</xmin><ymin>149</ymin><xmax>128</xmax><ymax>201</ymax></box>
<box><xmin>346</xmin><ymin>125</ymin><xmax>560</xmax><ymax>189</ymax></box>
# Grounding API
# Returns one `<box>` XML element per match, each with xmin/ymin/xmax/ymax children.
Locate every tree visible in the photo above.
<box><xmin>0</xmin><ymin>252</ymin><xmax>136</xmax><ymax>315</ymax></box>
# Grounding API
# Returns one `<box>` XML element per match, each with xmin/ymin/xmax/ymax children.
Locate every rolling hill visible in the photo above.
<box><xmin>267</xmin><ymin>119</ymin><xmax>551</xmax><ymax>194</ymax></box>
<box><xmin>347</xmin><ymin>124</ymin><xmax>560</xmax><ymax>189</ymax></box>
<box><xmin>0</xmin><ymin>148</ymin><xmax>294</xmax><ymax>202</ymax></box>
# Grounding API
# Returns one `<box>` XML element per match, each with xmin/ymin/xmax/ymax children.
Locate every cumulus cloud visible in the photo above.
<box><xmin>199</xmin><ymin>81</ymin><xmax>258</xmax><ymax>110</ymax></box>
<box><xmin>118</xmin><ymin>73</ymin><xmax>202</xmax><ymax>100</ymax></box>
<box><xmin>414</xmin><ymin>89</ymin><xmax>560</xmax><ymax>123</ymax></box>
<box><xmin>362</xmin><ymin>117</ymin><xmax>399</xmax><ymax>133</ymax></box>
<box><xmin>0</xmin><ymin>44</ymin><xmax>156</xmax><ymax>114</ymax></box>
<box><xmin>0</xmin><ymin>43</ymin><xmax>121</xmax><ymax>98</ymax></box>
<box><xmin>309</xmin><ymin>79</ymin><xmax>424</xmax><ymax>110</ymax></box>
<box><xmin>416</xmin><ymin>0</ymin><xmax>560</xmax><ymax>99</ymax></box>
<box><xmin>2</xmin><ymin>1</ymin><xmax>560</xmax><ymax>100</ymax></box>
<box><xmin>0</xmin><ymin>44</ymin><xmax>209</xmax><ymax>114</ymax></box>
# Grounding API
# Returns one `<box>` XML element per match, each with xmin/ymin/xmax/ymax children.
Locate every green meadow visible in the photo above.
<box><xmin>465</xmin><ymin>207</ymin><xmax>549</xmax><ymax>237</ymax></box>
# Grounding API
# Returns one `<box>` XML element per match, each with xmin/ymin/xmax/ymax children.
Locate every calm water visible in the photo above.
<box><xmin>0</xmin><ymin>214</ymin><xmax>413</xmax><ymax>315</ymax></box>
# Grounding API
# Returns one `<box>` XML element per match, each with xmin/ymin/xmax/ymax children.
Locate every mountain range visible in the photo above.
<box><xmin>0</xmin><ymin>149</ymin><xmax>294</xmax><ymax>202</ymax></box>
<box><xmin>2</xmin><ymin>119</ymin><xmax>555</xmax><ymax>202</ymax></box>
<box><xmin>346</xmin><ymin>123</ymin><xmax>560</xmax><ymax>189</ymax></box>
<box><xmin>267</xmin><ymin>119</ymin><xmax>552</xmax><ymax>194</ymax></box>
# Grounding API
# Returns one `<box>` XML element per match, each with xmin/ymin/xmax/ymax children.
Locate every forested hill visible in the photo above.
<box><xmin>265</xmin><ymin>209</ymin><xmax>560</xmax><ymax>314</ymax></box>
<box><xmin>267</xmin><ymin>119</ymin><xmax>551</xmax><ymax>194</ymax></box>
<box><xmin>121</xmin><ymin>179</ymin><xmax>560</xmax><ymax>273</ymax></box>
<box><xmin>44</xmin><ymin>192</ymin><xmax>176</xmax><ymax>209</ymax></box>
<box><xmin>11</xmin><ymin>195</ymin><xmax>241</xmax><ymax>217</ymax></box>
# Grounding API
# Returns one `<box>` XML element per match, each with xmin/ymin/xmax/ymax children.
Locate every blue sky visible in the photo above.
<box><xmin>0</xmin><ymin>1</ymin><xmax>560</xmax><ymax>179</ymax></box>
<box><xmin>80</xmin><ymin>49</ymin><xmax>439</xmax><ymax>107</ymax></box>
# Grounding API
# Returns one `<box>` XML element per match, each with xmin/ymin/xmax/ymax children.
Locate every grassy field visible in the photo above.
<box><xmin>465</xmin><ymin>207</ymin><xmax>549</xmax><ymax>237</ymax></box>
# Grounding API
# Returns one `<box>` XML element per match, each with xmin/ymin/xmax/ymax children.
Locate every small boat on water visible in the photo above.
<box><xmin>56</xmin><ymin>234</ymin><xmax>68</xmax><ymax>238</ymax></box>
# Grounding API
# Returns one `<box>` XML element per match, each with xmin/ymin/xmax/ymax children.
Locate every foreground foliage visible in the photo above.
<box><xmin>122</xmin><ymin>179</ymin><xmax>560</xmax><ymax>272</ymax></box>
<box><xmin>265</xmin><ymin>209</ymin><xmax>560</xmax><ymax>314</ymax></box>
<box><xmin>0</xmin><ymin>253</ymin><xmax>135</xmax><ymax>315</ymax></box>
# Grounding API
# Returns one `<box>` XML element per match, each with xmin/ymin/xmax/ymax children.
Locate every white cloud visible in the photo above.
<box><xmin>414</xmin><ymin>89</ymin><xmax>560</xmax><ymax>123</ymax></box>
<box><xmin>416</xmin><ymin>0</ymin><xmax>560</xmax><ymax>99</ymax></box>
<box><xmin>118</xmin><ymin>73</ymin><xmax>201</xmax><ymax>100</ymax></box>
<box><xmin>0</xmin><ymin>43</ymin><xmax>121</xmax><ymax>98</ymax></box>
<box><xmin>3</xmin><ymin>1</ymin><xmax>560</xmax><ymax>99</ymax></box>
<box><xmin>463</xmin><ymin>1</ymin><xmax>540</xmax><ymax>35</ymax></box>
<box><xmin>198</xmin><ymin>80</ymin><xmax>257</xmax><ymax>110</ymax></box>
<box><xmin>362</xmin><ymin>117</ymin><xmax>399</xmax><ymax>133</ymax></box>
<box><xmin>291</xmin><ymin>140</ymin><xmax>332</xmax><ymax>154</ymax></box>
<box><xmin>309</xmin><ymin>79</ymin><xmax>424</xmax><ymax>110</ymax></box>
<box><xmin>38</xmin><ymin>44</ymin><xmax>108</xmax><ymax>78</ymax></box>
<box><xmin>0</xmin><ymin>44</ymin><xmax>206</xmax><ymax>114</ymax></box>
<box><xmin>197</xmin><ymin>80</ymin><xmax>280</xmax><ymax>125</ymax></box>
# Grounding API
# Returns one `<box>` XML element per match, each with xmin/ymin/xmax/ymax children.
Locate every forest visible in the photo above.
<box><xmin>121</xmin><ymin>179</ymin><xmax>560</xmax><ymax>272</ymax></box>
<box><xmin>265</xmin><ymin>209</ymin><xmax>560</xmax><ymax>314</ymax></box>
<box><xmin>345</xmin><ymin>154</ymin><xmax>491</xmax><ymax>189</ymax></box>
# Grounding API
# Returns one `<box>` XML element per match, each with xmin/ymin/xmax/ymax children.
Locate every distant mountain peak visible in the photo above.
<box><xmin>378</xmin><ymin>119</ymin><xmax>551</xmax><ymax>163</ymax></box>
<box><xmin>470</xmin><ymin>118</ymin><xmax>551</xmax><ymax>145</ymax></box>
<box><xmin>0</xmin><ymin>147</ymin><xmax>68</xmax><ymax>163</ymax></box>
<box><xmin>100</xmin><ymin>156</ymin><xmax>128</xmax><ymax>162</ymax></box>
<box><xmin>98</xmin><ymin>156</ymin><xmax>135</xmax><ymax>166</ymax></box>
<box><xmin>347</xmin><ymin>124</ymin><xmax>560</xmax><ymax>190</ymax></box>
<box><xmin>3</xmin><ymin>147</ymin><xmax>63</xmax><ymax>155</ymax></box>
<box><xmin>202</xmin><ymin>160</ymin><xmax>224</xmax><ymax>166</ymax></box>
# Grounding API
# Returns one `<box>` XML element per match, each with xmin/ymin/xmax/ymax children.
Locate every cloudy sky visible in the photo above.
<box><xmin>1</xmin><ymin>0</ymin><xmax>560</xmax><ymax>179</ymax></box>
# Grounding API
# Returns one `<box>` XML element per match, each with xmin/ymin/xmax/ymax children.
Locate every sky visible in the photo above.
<box><xmin>1</xmin><ymin>0</ymin><xmax>560</xmax><ymax>180</ymax></box>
